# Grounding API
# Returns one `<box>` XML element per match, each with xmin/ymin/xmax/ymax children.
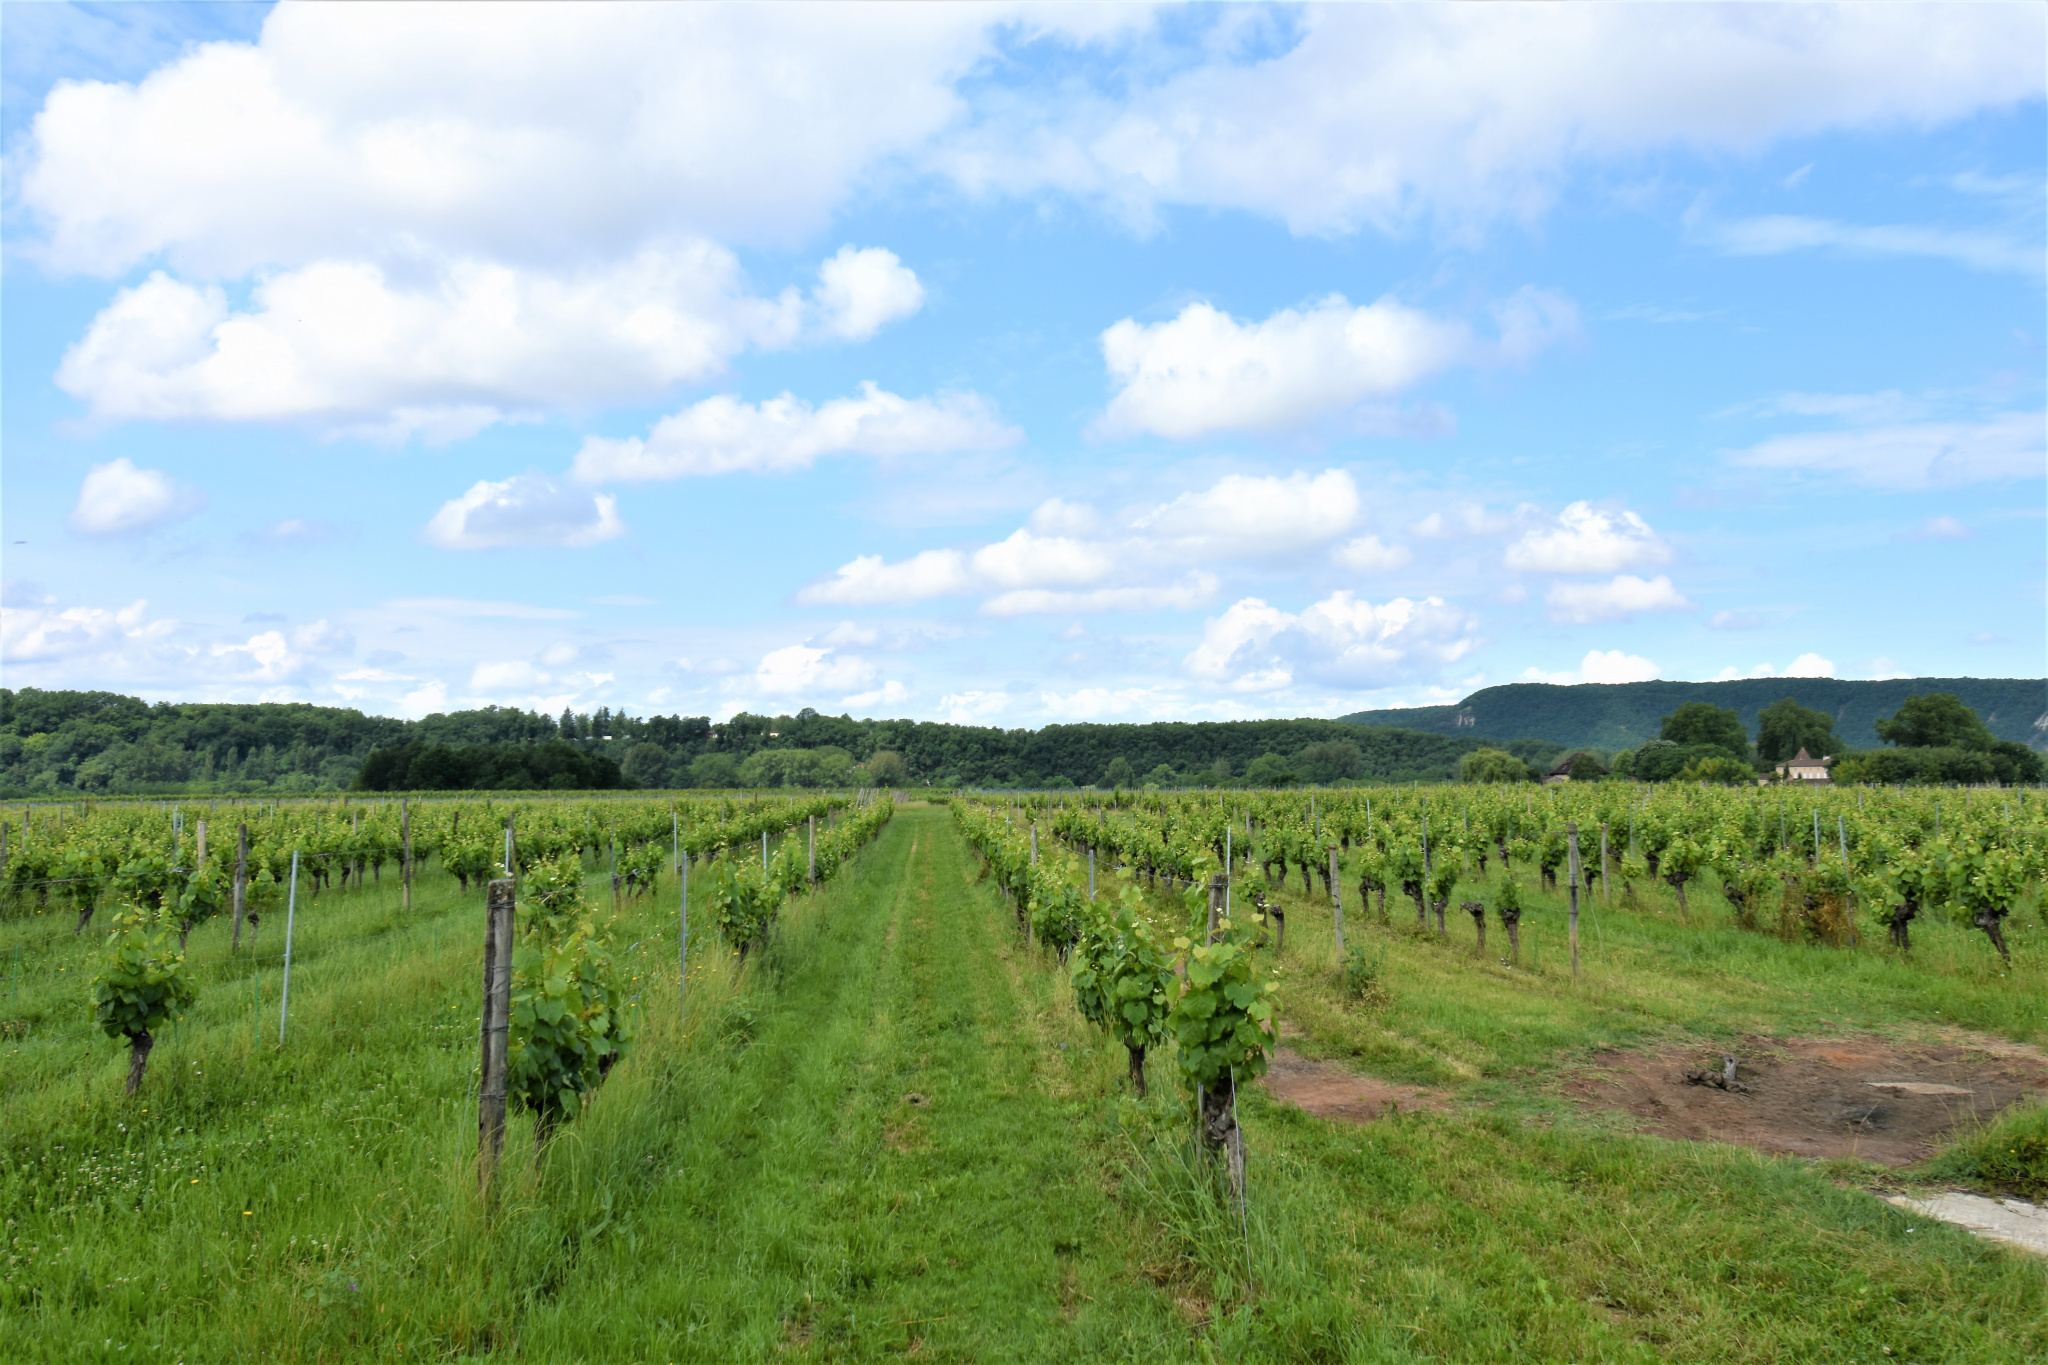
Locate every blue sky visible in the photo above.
<box><xmin>2</xmin><ymin>2</ymin><xmax>2042</xmax><ymax>726</ymax></box>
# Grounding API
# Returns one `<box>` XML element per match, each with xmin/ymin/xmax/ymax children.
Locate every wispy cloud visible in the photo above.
<box><xmin>1701</xmin><ymin>214</ymin><xmax>2042</xmax><ymax>276</ymax></box>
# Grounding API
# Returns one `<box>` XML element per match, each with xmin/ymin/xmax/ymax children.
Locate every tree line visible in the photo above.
<box><xmin>1455</xmin><ymin>693</ymin><xmax>2043</xmax><ymax>786</ymax></box>
<box><xmin>7</xmin><ymin>686</ymin><xmax>2033</xmax><ymax>797</ymax></box>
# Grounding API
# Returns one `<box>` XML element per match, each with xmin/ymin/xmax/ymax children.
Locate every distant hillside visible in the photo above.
<box><xmin>1340</xmin><ymin>677</ymin><xmax>2046</xmax><ymax>753</ymax></box>
<box><xmin>2</xmin><ymin>687</ymin><xmax>1562</xmax><ymax>795</ymax></box>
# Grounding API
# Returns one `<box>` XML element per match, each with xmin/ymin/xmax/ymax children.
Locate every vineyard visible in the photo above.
<box><xmin>1</xmin><ymin>785</ymin><xmax>2045</xmax><ymax>1361</ymax></box>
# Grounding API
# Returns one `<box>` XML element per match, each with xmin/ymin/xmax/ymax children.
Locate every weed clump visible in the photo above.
<box><xmin>1341</xmin><ymin>943</ymin><xmax>1389</xmax><ymax>1006</ymax></box>
<box><xmin>1923</xmin><ymin>1103</ymin><xmax>2048</xmax><ymax>1199</ymax></box>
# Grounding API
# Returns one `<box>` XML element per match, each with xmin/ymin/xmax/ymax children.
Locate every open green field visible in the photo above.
<box><xmin>3</xmin><ymin>805</ymin><xmax>2044</xmax><ymax>1362</ymax></box>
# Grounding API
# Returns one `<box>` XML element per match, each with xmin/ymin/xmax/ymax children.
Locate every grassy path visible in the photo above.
<box><xmin>515</xmin><ymin>806</ymin><xmax>1182</xmax><ymax>1360</ymax></box>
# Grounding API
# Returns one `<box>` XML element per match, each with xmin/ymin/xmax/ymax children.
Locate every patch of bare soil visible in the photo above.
<box><xmin>1568</xmin><ymin>1036</ymin><xmax>2048</xmax><ymax>1166</ymax></box>
<box><xmin>1261</xmin><ymin>1048</ymin><xmax>1453</xmax><ymax>1123</ymax></box>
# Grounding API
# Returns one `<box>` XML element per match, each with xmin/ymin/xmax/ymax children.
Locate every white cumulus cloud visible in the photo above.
<box><xmin>68</xmin><ymin>458</ymin><xmax>205</xmax><ymax>536</ymax></box>
<box><xmin>752</xmin><ymin>644</ymin><xmax>876</xmax><ymax>696</ymax></box>
<box><xmin>55</xmin><ymin>247</ymin><xmax>926</xmax><ymax>439</ymax></box>
<box><xmin>0</xmin><ymin>596</ymin><xmax>168</xmax><ymax>663</ymax></box>
<box><xmin>1134</xmin><ymin>469</ymin><xmax>1362</xmax><ymax>560</ymax></box>
<box><xmin>799</xmin><ymin>468</ymin><xmax>1365</xmax><ymax>613</ymax></box>
<box><xmin>813</xmin><ymin>246</ymin><xmax>926</xmax><ymax>341</ymax></box>
<box><xmin>1504</xmin><ymin>502</ymin><xmax>1672</xmax><ymax>575</ymax></box>
<box><xmin>570</xmin><ymin>382</ymin><xmax>1017</xmax><ymax>482</ymax></box>
<box><xmin>1096</xmin><ymin>289</ymin><xmax>1576</xmax><ymax>439</ymax></box>
<box><xmin>423</xmin><ymin>474</ymin><xmax>625</xmax><ymax>550</ymax></box>
<box><xmin>1713</xmin><ymin>653</ymin><xmax>1835</xmax><ymax>681</ymax></box>
<box><xmin>1521</xmin><ymin>649</ymin><xmax>1661</xmax><ymax>686</ymax></box>
<box><xmin>1544</xmin><ymin>574</ymin><xmax>1692</xmax><ymax>625</ymax></box>
<box><xmin>1185</xmin><ymin>590</ymin><xmax>1477</xmax><ymax>692</ymax></box>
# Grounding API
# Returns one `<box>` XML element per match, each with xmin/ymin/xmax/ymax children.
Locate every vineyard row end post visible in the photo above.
<box><xmin>278</xmin><ymin>850</ymin><xmax>300</xmax><ymax>1045</ymax></box>
<box><xmin>401</xmin><ymin>797</ymin><xmax>412</xmax><ymax>915</ymax></box>
<box><xmin>688</xmin><ymin>847</ymin><xmax>696</xmax><ymax>1019</ymax></box>
<box><xmin>1566</xmin><ymin>823</ymin><xmax>1582</xmax><ymax>981</ymax></box>
<box><xmin>1329</xmin><ymin>843</ymin><xmax>1346</xmax><ymax>960</ymax></box>
<box><xmin>232</xmin><ymin>823</ymin><xmax>248</xmax><ymax>952</ymax></box>
<box><xmin>1598</xmin><ymin>823</ymin><xmax>1610</xmax><ymax>905</ymax></box>
<box><xmin>479</xmin><ymin>877</ymin><xmax>514</xmax><ymax>1197</ymax></box>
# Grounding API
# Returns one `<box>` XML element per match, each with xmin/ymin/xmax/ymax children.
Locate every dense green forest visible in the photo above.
<box><xmin>1342</xmin><ymin>676</ymin><xmax>2046</xmax><ymax>752</ymax></box>
<box><xmin>1</xmin><ymin>688</ymin><xmax>1559</xmax><ymax>796</ymax></box>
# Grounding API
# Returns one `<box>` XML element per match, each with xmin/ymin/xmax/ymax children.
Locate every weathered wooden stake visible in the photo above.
<box><xmin>1328</xmin><ymin>844</ymin><xmax>1345</xmax><ymax>959</ymax></box>
<box><xmin>479</xmin><ymin>878</ymin><xmax>514</xmax><ymax>1195</ymax></box>
<box><xmin>401</xmin><ymin>797</ymin><xmax>412</xmax><ymax>914</ymax></box>
<box><xmin>278</xmin><ymin>851</ymin><xmax>300</xmax><ymax>1044</ymax></box>
<box><xmin>688</xmin><ymin>847</ymin><xmax>696</xmax><ymax>1019</ymax></box>
<box><xmin>1598</xmin><ymin>823</ymin><xmax>1611</xmax><ymax>904</ymax></box>
<box><xmin>1566</xmin><ymin>823</ymin><xmax>1582</xmax><ymax>980</ymax></box>
<box><xmin>195</xmin><ymin>820</ymin><xmax>207</xmax><ymax>867</ymax></box>
<box><xmin>231</xmin><ymin>824</ymin><xmax>248</xmax><ymax>951</ymax></box>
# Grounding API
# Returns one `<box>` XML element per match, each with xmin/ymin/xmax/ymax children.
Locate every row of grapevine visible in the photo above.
<box><xmin>50</xmin><ymin>793</ymin><xmax>868</xmax><ymax>1099</ymax></box>
<box><xmin>951</xmin><ymin>800</ymin><xmax>1274</xmax><ymax>1194</ymax></box>
<box><xmin>992</xmin><ymin>782</ymin><xmax>2043</xmax><ymax>965</ymax></box>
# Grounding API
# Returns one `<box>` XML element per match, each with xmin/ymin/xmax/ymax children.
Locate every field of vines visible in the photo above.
<box><xmin>2</xmin><ymin>782</ymin><xmax>2045</xmax><ymax>1362</ymax></box>
<box><xmin>973</xmin><ymin>780</ymin><xmax>2045</xmax><ymax>968</ymax></box>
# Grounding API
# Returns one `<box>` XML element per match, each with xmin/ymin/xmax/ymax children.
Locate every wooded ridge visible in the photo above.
<box><xmin>1341</xmin><ymin>677</ymin><xmax>2047</xmax><ymax>753</ymax></box>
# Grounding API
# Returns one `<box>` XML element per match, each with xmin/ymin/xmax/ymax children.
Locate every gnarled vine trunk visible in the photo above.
<box><xmin>1199</xmin><ymin>1078</ymin><xmax>1245</xmax><ymax>1201</ymax></box>
<box><xmin>1464</xmin><ymin>901</ymin><xmax>1486</xmax><ymax>954</ymax></box>
<box><xmin>1127</xmin><ymin>1044</ymin><xmax>1147</xmax><ymax>1098</ymax></box>
<box><xmin>1888</xmin><ymin>897</ymin><xmax>1918</xmax><ymax>950</ymax></box>
<box><xmin>125</xmin><ymin>1031</ymin><xmax>153</xmax><ymax>1096</ymax></box>
<box><xmin>1974</xmin><ymin>909</ymin><xmax>2011</xmax><ymax>964</ymax></box>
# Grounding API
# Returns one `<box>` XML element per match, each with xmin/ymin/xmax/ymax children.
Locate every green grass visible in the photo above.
<box><xmin>2</xmin><ymin>809</ymin><xmax>2044</xmax><ymax>1362</ymax></box>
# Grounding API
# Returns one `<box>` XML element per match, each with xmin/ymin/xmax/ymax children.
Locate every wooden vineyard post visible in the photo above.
<box><xmin>232</xmin><ymin>824</ymin><xmax>248</xmax><ymax>951</ymax></box>
<box><xmin>1206</xmin><ymin>873</ymin><xmax>1226</xmax><ymax>943</ymax></box>
<box><xmin>479</xmin><ymin>878</ymin><xmax>515</xmax><ymax>1196</ymax></box>
<box><xmin>1566</xmin><ymin>823</ymin><xmax>1582</xmax><ymax>980</ymax></box>
<box><xmin>688</xmin><ymin>847</ymin><xmax>696</xmax><ymax>1019</ymax></box>
<box><xmin>1029</xmin><ymin>823</ymin><xmax>1039</xmax><ymax>865</ymax></box>
<box><xmin>1599</xmin><ymin>823</ymin><xmax>1611</xmax><ymax>905</ymax></box>
<box><xmin>401</xmin><ymin>797</ymin><xmax>412</xmax><ymax>915</ymax></box>
<box><xmin>807</xmin><ymin>814</ymin><xmax>817</xmax><ymax>886</ymax></box>
<box><xmin>278</xmin><ymin>851</ymin><xmax>300</xmax><ymax>1044</ymax></box>
<box><xmin>1328</xmin><ymin>844</ymin><xmax>1346</xmax><ymax>959</ymax></box>
<box><xmin>195</xmin><ymin>820</ymin><xmax>207</xmax><ymax>868</ymax></box>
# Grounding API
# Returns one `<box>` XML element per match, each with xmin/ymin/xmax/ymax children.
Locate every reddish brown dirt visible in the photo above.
<box><xmin>1261</xmin><ymin>1048</ymin><xmax>1453</xmax><ymax>1122</ymax></box>
<box><xmin>1567</xmin><ymin>1036</ymin><xmax>2048</xmax><ymax>1166</ymax></box>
